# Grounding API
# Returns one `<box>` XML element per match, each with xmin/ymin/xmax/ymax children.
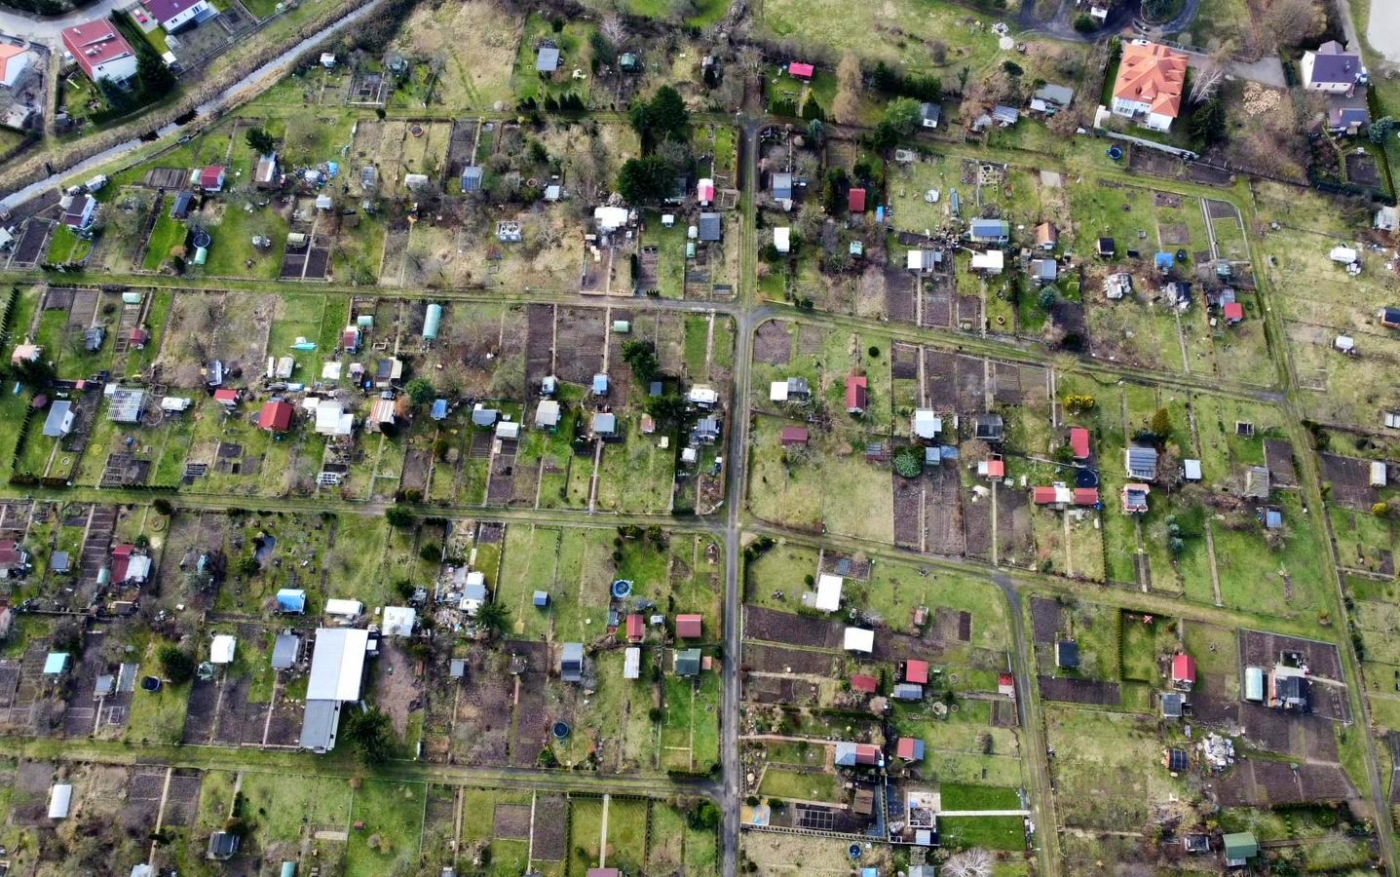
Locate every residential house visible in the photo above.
<box><xmin>271</xmin><ymin>633</ymin><xmax>301</xmax><ymax>670</ymax></box>
<box><xmin>0</xmin><ymin>44</ymin><xmax>32</xmax><ymax>89</ymax></box>
<box><xmin>971</xmin><ymin>250</ymin><xmax>1004</xmax><ymax>274</ymax></box>
<box><xmin>1302</xmin><ymin>41</ymin><xmax>1364</xmax><ymax>94</ymax></box>
<box><xmin>207</xmin><ymin>831</ymin><xmax>240</xmax><ymax>860</ymax></box>
<box><xmin>0</xmin><ymin>541</ymin><xmax>29</xmax><ymax>579</ymax></box>
<box><xmin>61</xmin><ymin>194</ymin><xmax>98</xmax><ymax>233</ymax></box>
<box><xmin>698</xmin><ymin>213</ymin><xmax>722</xmax><ymax>243</ymax></box>
<box><xmin>912</xmin><ymin>409</ymin><xmax>941</xmax><ymax>441</ymax></box>
<box><xmin>788</xmin><ymin>62</ymin><xmax>814</xmax><ymax>81</ymax></box>
<box><xmin>771</xmin><ymin>172</ymin><xmax>793</xmax><ymax>202</ymax></box>
<box><xmin>300</xmin><ymin>627</ymin><xmax>370</xmax><ymax>753</ymax></box>
<box><xmin>1271</xmin><ymin>665</ymin><xmax>1309</xmax><ymax>711</ymax></box>
<box><xmin>195</xmin><ymin>166</ymin><xmax>225</xmax><ymax>193</ymax></box>
<box><xmin>848</xmin><ymin>188</ymin><xmax>867</xmax><ymax>213</ymax></box>
<box><xmin>536</xmin><ymin>45</ymin><xmax>560</xmax><ymax>75</ymax></box>
<box><xmin>690</xmin><ymin>416</ymin><xmax>721</xmax><ymax>445</ymax></box>
<box><xmin>687</xmin><ymin>385</ymin><xmax>719</xmax><ymax>409</ymax></box>
<box><xmin>1069</xmin><ymin>427</ymin><xmax>1090</xmax><ymax>460</ymax></box>
<box><xmin>1125</xmin><ymin>446</ymin><xmax>1158</xmax><ymax>480</ymax></box>
<box><xmin>814</xmin><ymin>574</ymin><xmax>842</xmax><ymax>612</ymax></box>
<box><xmin>535</xmin><ymin>400</ymin><xmax>561</xmax><ymax>430</ymax></box>
<box><xmin>258</xmin><ymin>401</ymin><xmax>294</xmax><ymax>433</ymax></box>
<box><xmin>676</xmin><ymin>614</ymin><xmax>703</xmax><ymax>639</ymax></box>
<box><xmin>1056</xmin><ymin>641</ymin><xmax>1079</xmax><ymax>670</ymax></box>
<box><xmin>845</xmin><ymin>375</ymin><xmax>867</xmax><ymax>415</ymax></box>
<box><xmin>919</xmin><ymin>102</ymin><xmax>941</xmax><ymax>128</ymax></box>
<box><xmin>61</xmin><ymin>21</ymin><xmax>137</xmax><ymax>84</ymax></box>
<box><xmin>975</xmin><ymin>414</ymin><xmax>1004</xmax><ymax>443</ymax></box>
<box><xmin>769</xmin><ymin>376</ymin><xmax>810</xmax><ymax>402</ymax></box>
<box><xmin>780</xmin><ymin>425</ymin><xmax>809</xmax><ymax>447</ymax></box>
<box><xmin>592</xmin><ymin>373</ymin><xmax>609</xmax><ymax>396</ymax></box>
<box><xmin>674</xmin><ymin>647</ymin><xmax>702</xmax><ymax>677</ymax></box>
<box><xmin>895</xmin><ymin>737</ymin><xmax>926</xmax><ymax>762</ymax></box>
<box><xmin>1171</xmin><ymin>654</ymin><xmax>1196</xmax><ymax>691</ymax></box>
<box><xmin>1121</xmin><ymin>483</ymin><xmax>1150</xmax><ymax>514</ymax></box>
<box><xmin>315</xmin><ymin>399</ymin><xmax>355</xmax><ymax>438</ymax></box>
<box><xmin>1223</xmin><ymin>832</ymin><xmax>1258</xmax><ymax>868</ymax></box>
<box><xmin>591</xmin><ymin>412</ymin><xmax>617</xmax><ymax>439</ymax></box>
<box><xmin>43</xmin><ymin>401</ymin><xmax>75</xmax><ymax>438</ymax></box>
<box><xmin>1033</xmin><ymin>222</ymin><xmax>1058</xmax><ymax>251</ymax></box>
<box><xmin>833</xmin><ymin>742</ymin><xmax>883</xmax><ymax>768</ymax></box>
<box><xmin>991</xmin><ymin>105</ymin><xmax>1019</xmax><ymax>127</ymax></box>
<box><xmin>969</xmin><ymin>218</ymin><xmax>1010</xmax><ymax>245</ymax></box>
<box><xmin>1110</xmin><ymin>41</ymin><xmax>1188</xmax><ymax>131</ymax></box>
<box><xmin>253</xmin><ymin>153</ymin><xmax>278</xmax><ymax>189</ymax></box>
<box><xmin>143</xmin><ymin>0</ymin><xmax>217</xmax><ymax>33</ymax></box>
<box><xmin>1033</xmin><ymin>83</ymin><xmax>1074</xmax><ymax>110</ymax></box>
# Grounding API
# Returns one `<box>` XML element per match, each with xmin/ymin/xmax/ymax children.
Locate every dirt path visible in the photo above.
<box><xmin>1184</xmin><ymin>398</ymin><xmax>1225</xmax><ymax>605</ymax></box>
<box><xmin>147</xmin><ymin>766</ymin><xmax>174</xmax><ymax>867</ymax></box>
<box><xmin>1062</xmin><ymin>513</ymin><xmax>1073</xmax><ymax>577</ymax></box>
<box><xmin>587</xmin><ymin>441</ymin><xmax>603</xmax><ymax>513</ymax></box>
<box><xmin>526</xmin><ymin>789</ymin><xmax>537</xmax><ymax>866</ymax></box>
<box><xmin>705</xmin><ymin>311</ymin><xmax>715</xmax><ymax>374</ymax></box>
<box><xmin>1120</xmin><ymin>393</ymin><xmax>1150</xmax><ymax>591</ymax></box>
<box><xmin>990</xmin><ymin>481</ymin><xmax>999</xmax><ymax>566</ymax></box>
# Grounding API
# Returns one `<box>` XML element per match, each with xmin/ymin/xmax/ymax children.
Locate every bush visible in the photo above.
<box><xmin>1073</xmin><ymin>13</ymin><xmax>1096</xmax><ymax>32</ymax></box>
<box><xmin>419</xmin><ymin>543</ymin><xmax>442</xmax><ymax>563</ymax></box>
<box><xmin>158</xmin><ymin>645</ymin><xmax>194</xmax><ymax>685</ymax></box>
<box><xmin>893</xmin><ymin>446</ymin><xmax>923</xmax><ymax>479</ymax></box>
<box><xmin>385</xmin><ymin>506</ymin><xmax>414</xmax><ymax>527</ymax></box>
<box><xmin>152</xmin><ymin>498</ymin><xmax>173</xmax><ymax>516</ymax></box>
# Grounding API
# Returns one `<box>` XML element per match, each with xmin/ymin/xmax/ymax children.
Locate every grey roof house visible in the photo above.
<box><xmin>460</xmin><ymin>166</ymin><xmax>483</xmax><ymax>193</ymax></box>
<box><xmin>1125</xmin><ymin>446</ymin><xmax>1158</xmax><ymax>480</ymax></box>
<box><xmin>698</xmin><ymin>212</ymin><xmax>722</xmax><ymax>243</ymax></box>
<box><xmin>771</xmin><ymin>172</ymin><xmax>792</xmax><ymax>201</ymax></box>
<box><xmin>561</xmin><ymin>642</ymin><xmax>584</xmax><ymax>682</ymax></box>
<box><xmin>536</xmin><ymin>45</ymin><xmax>560</xmax><ymax>74</ymax></box>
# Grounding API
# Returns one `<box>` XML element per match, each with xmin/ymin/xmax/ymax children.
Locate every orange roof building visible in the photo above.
<box><xmin>1111</xmin><ymin>41</ymin><xmax>1188</xmax><ymax>132</ymax></box>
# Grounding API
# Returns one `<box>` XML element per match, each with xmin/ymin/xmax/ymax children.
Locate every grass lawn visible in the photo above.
<box><xmin>758</xmin><ymin>766</ymin><xmax>840</xmax><ymax>803</ymax></box>
<box><xmin>345</xmin><ymin>780</ymin><xmax>426</xmax><ymax>877</ymax></box>
<box><xmin>144</xmin><ymin>206</ymin><xmax>189</xmax><ymax>271</ymax></box>
<box><xmin>939</xmin><ymin>783</ymin><xmax>1021</xmax><ymax>811</ymax></box>
<box><xmin>938</xmin><ymin>815</ymin><xmax>1026</xmax><ymax>851</ymax></box>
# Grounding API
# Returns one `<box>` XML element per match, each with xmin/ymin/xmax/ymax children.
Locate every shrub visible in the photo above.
<box><xmin>893</xmin><ymin>446</ymin><xmax>923</xmax><ymax>478</ymax></box>
<box><xmin>158</xmin><ymin>645</ymin><xmax>194</xmax><ymax>685</ymax></box>
<box><xmin>1073</xmin><ymin>13</ymin><xmax>1096</xmax><ymax>32</ymax></box>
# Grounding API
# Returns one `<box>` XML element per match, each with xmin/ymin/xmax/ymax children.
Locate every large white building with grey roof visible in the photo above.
<box><xmin>300</xmin><ymin>628</ymin><xmax>370</xmax><ymax>753</ymax></box>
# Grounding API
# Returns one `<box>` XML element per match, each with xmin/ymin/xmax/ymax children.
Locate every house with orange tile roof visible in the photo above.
<box><xmin>1110</xmin><ymin>40</ymin><xmax>1188</xmax><ymax>132</ymax></box>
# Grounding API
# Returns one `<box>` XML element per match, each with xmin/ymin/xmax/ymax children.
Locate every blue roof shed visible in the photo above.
<box><xmin>275</xmin><ymin>588</ymin><xmax>306</xmax><ymax>614</ymax></box>
<box><xmin>533</xmin><ymin>591</ymin><xmax>550</xmax><ymax>608</ymax></box>
<box><xmin>1155</xmin><ymin>252</ymin><xmax>1174</xmax><ymax>270</ymax></box>
<box><xmin>430</xmin><ymin>399</ymin><xmax>449</xmax><ymax>420</ymax></box>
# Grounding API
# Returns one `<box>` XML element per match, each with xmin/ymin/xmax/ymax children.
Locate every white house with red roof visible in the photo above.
<box><xmin>1110</xmin><ymin>40</ymin><xmax>1187</xmax><ymax>132</ymax></box>
<box><xmin>142</xmin><ymin>0</ymin><xmax>217</xmax><ymax>33</ymax></box>
<box><xmin>61</xmin><ymin>21</ymin><xmax>137</xmax><ymax>85</ymax></box>
<box><xmin>193</xmin><ymin>166</ymin><xmax>225</xmax><ymax>192</ymax></box>
<box><xmin>0</xmin><ymin>44</ymin><xmax>33</xmax><ymax>89</ymax></box>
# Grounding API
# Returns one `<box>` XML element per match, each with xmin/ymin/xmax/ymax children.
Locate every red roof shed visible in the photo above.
<box><xmin>788</xmin><ymin>62</ymin><xmax>814</xmax><ymax>80</ymax></box>
<box><xmin>781</xmin><ymin>425</ymin><xmax>809</xmax><ymax>447</ymax></box>
<box><xmin>984</xmin><ymin>459</ymin><xmax>1005</xmax><ymax>478</ymax></box>
<box><xmin>1223</xmin><ymin>302</ymin><xmax>1244</xmax><ymax>324</ymax></box>
<box><xmin>258</xmin><ymin>401</ymin><xmax>294</xmax><ymax>433</ymax></box>
<box><xmin>676</xmin><ymin>614</ymin><xmax>703</xmax><ymax>638</ymax></box>
<box><xmin>1069</xmin><ymin>427</ymin><xmax>1090</xmax><ymax>460</ymax></box>
<box><xmin>626</xmin><ymin>613</ymin><xmax>644</xmax><ymax>643</ymax></box>
<box><xmin>848</xmin><ymin>188</ymin><xmax>867</xmax><ymax>213</ymax></box>
<box><xmin>1032</xmin><ymin>486</ymin><xmax>1058</xmax><ymax>504</ymax></box>
<box><xmin>1074</xmin><ymin>488</ymin><xmax>1100</xmax><ymax>506</ymax></box>
<box><xmin>904</xmin><ymin>659</ymin><xmax>929</xmax><ymax>684</ymax></box>
<box><xmin>213</xmin><ymin>389</ymin><xmax>238</xmax><ymax>405</ymax></box>
<box><xmin>1172</xmin><ymin>654</ymin><xmax>1196</xmax><ymax>686</ymax></box>
<box><xmin>851</xmin><ymin>674</ymin><xmax>878</xmax><ymax>693</ymax></box>
<box><xmin>845</xmin><ymin>375</ymin><xmax>867</xmax><ymax>413</ymax></box>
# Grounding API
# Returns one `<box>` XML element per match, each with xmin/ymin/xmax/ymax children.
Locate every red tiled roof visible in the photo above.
<box><xmin>854</xmin><ymin>743</ymin><xmax>880</xmax><ymax>764</ymax></box>
<box><xmin>1172</xmin><ymin>654</ymin><xmax>1196</xmax><ymax>684</ymax></box>
<box><xmin>788</xmin><ymin>62</ymin><xmax>814</xmax><ymax>79</ymax></box>
<box><xmin>1113</xmin><ymin>42</ymin><xmax>1188</xmax><ymax>119</ymax></box>
<box><xmin>845</xmin><ymin>375</ymin><xmax>867</xmax><ymax>411</ymax></box>
<box><xmin>111</xmin><ymin>544</ymin><xmax>133</xmax><ymax>558</ymax></box>
<box><xmin>258</xmin><ymin>401</ymin><xmax>293</xmax><ymax>432</ymax></box>
<box><xmin>1033</xmin><ymin>486</ymin><xmax>1058</xmax><ymax>504</ymax></box>
<box><xmin>213</xmin><ymin>389</ymin><xmax>238</xmax><ymax>404</ymax></box>
<box><xmin>676</xmin><ymin>614</ymin><xmax>702</xmax><ymax>638</ymax></box>
<box><xmin>61</xmin><ymin>21</ymin><xmax>134</xmax><ymax>82</ymax></box>
<box><xmin>199</xmin><ymin>166</ymin><xmax>225</xmax><ymax>190</ymax></box>
<box><xmin>1069</xmin><ymin>427</ymin><xmax>1090</xmax><ymax>460</ymax></box>
<box><xmin>895</xmin><ymin>737</ymin><xmax>921</xmax><ymax>759</ymax></box>
<box><xmin>984</xmin><ymin>459</ymin><xmax>1005</xmax><ymax>478</ymax></box>
<box><xmin>626</xmin><ymin>613</ymin><xmax>644</xmax><ymax>642</ymax></box>
<box><xmin>780</xmin><ymin>425</ymin><xmax>809</xmax><ymax>446</ymax></box>
<box><xmin>1074</xmin><ymin>488</ymin><xmax>1100</xmax><ymax>506</ymax></box>
<box><xmin>848</xmin><ymin>188</ymin><xmax>867</xmax><ymax>213</ymax></box>
<box><xmin>998</xmin><ymin>673</ymin><xmax>1014</xmax><ymax>688</ymax></box>
<box><xmin>904</xmin><ymin>659</ymin><xmax>929</xmax><ymax>684</ymax></box>
<box><xmin>851</xmin><ymin>674</ymin><xmax>878</xmax><ymax>693</ymax></box>
<box><xmin>342</xmin><ymin>329</ymin><xmax>358</xmax><ymax>348</ymax></box>
<box><xmin>1223</xmin><ymin>302</ymin><xmax>1244</xmax><ymax>322</ymax></box>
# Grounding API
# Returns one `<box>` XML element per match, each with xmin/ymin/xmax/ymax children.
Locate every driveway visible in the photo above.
<box><xmin>1180</xmin><ymin>47</ymin><xmax>1288</xmax><ymax>88</ymax></box>
<box><xmin>0</xmin><ymin>0</ymin><xmax>134</xmax><ymax>43</ymax></box>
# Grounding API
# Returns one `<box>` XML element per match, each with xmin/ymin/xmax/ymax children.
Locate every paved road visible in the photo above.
<box><xmin>0</xmin><ymin>0</ymin><xmax>131</xmax><ymax>42</ymax></box>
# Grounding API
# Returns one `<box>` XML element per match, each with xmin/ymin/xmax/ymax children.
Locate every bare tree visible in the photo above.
<box><xmin>945</xmin><ymin>849</ymin><xmax>994</xmax><ymax>877</ymax></box>
<box><xmin>1265</xmin><ymin>0</ymin><xmax>1326</xmax><ymax>50</ymax></box>
<box><xmin>1190</xmin><ymin>39</ymin><xmax>1235</xmax><ymax>103</ymax></box>
<box><xmin>600</xmin><ymin>15</ymin><xmax>627</xmax><ymax>46</ymax></box>
<box><xmin>832</xmin><ymin>53</ymin><xmax>863</xmax><ymax>125</ymax></box>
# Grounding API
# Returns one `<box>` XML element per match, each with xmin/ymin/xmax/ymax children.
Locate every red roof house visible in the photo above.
<box><xmin>1222</xmin><ymin>302</ymin><xmax>1244</xmax><ymax>324</ymax></box>
<box><xmin>1171</xmin><ymin>654</ymin><xmax>1196</xmax><ymax>690</ymax></box>
<box><xmin>904</xmin><ymin>659</ymin><xmax>929</xmax><ymax>685</ymax></box>
<box><xmin>626</xmin><ymin>613</ymin><xmax>644</xmax><ymax>643</ymax></box>
<box><xmin>982</xmin><ymin>459</ymin><xmax>1005</xmax><ymax>479</ymax></box>
<box><xmin>895</xmin><ymin>737</ymin><xmax>925</xmax><ymax>761</ymax></box>
<box><xmin>781</xmin><ymin>425</ymin><xmax>809</xmax><ymax>447</ymax></box>
<box><xmin>198</xmin><ymin>166</ymin><xmax>226</xmax><ymax>192</ymax></box>
<box><xmin>1069</xmin><ymin>427</ymin><xmax>1090</xmax><ymax>460</ymax></box>
<box><xmin>848</xmin><ymin>188</ymin><xmax>867</xmax><ymax>213</ymax></box>
<box><xmin>845</xmin><ymin>375</ymin><xmax>868</xmax><ymax>415</ymax></box>
<box><xmin>788</xmin><ymin>62</ymin><xmax>814</xmax><ymax>80</ymax></box>
<box><xmin>61</xmin><ymin>21</ymin><xmax>137</xmax><ymax>84</ymax></box>
<box><xmin>851</xmin><ymin>674</ymin><xmax>879</xmax><ymax>694</ymax></box>
<box><xmin>111</xmin><ymin>544</ymin><xmax>133</xmax><ymax>582</ymax></box>
<box><xmin>676</xmin><ymin>614</ymin><xmax>703</xmax><ymax>638</ymax></box>
<box><xmin>1032</xmin><ymin>486</ymin><xmax>1058</xmax><ymax>505</ymax></box>
<box><xmin>998</xmin><ymin>673</ymin><xmax>1015</xmax><ymax>695</ymax></box>
<box><xmin>1074</xmin><ymin>488</ymin><xmax>1100</xmax><ymax>506</ymax></box>
<box><xmin>258</xmin><ymin>401</ymin><xmax>294</xmax><ymax>433</ymax></box>
<box><xmin>213</xmin><ymin>389</ymin><xmax>239</xmax><ymax>405</ymax></box>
